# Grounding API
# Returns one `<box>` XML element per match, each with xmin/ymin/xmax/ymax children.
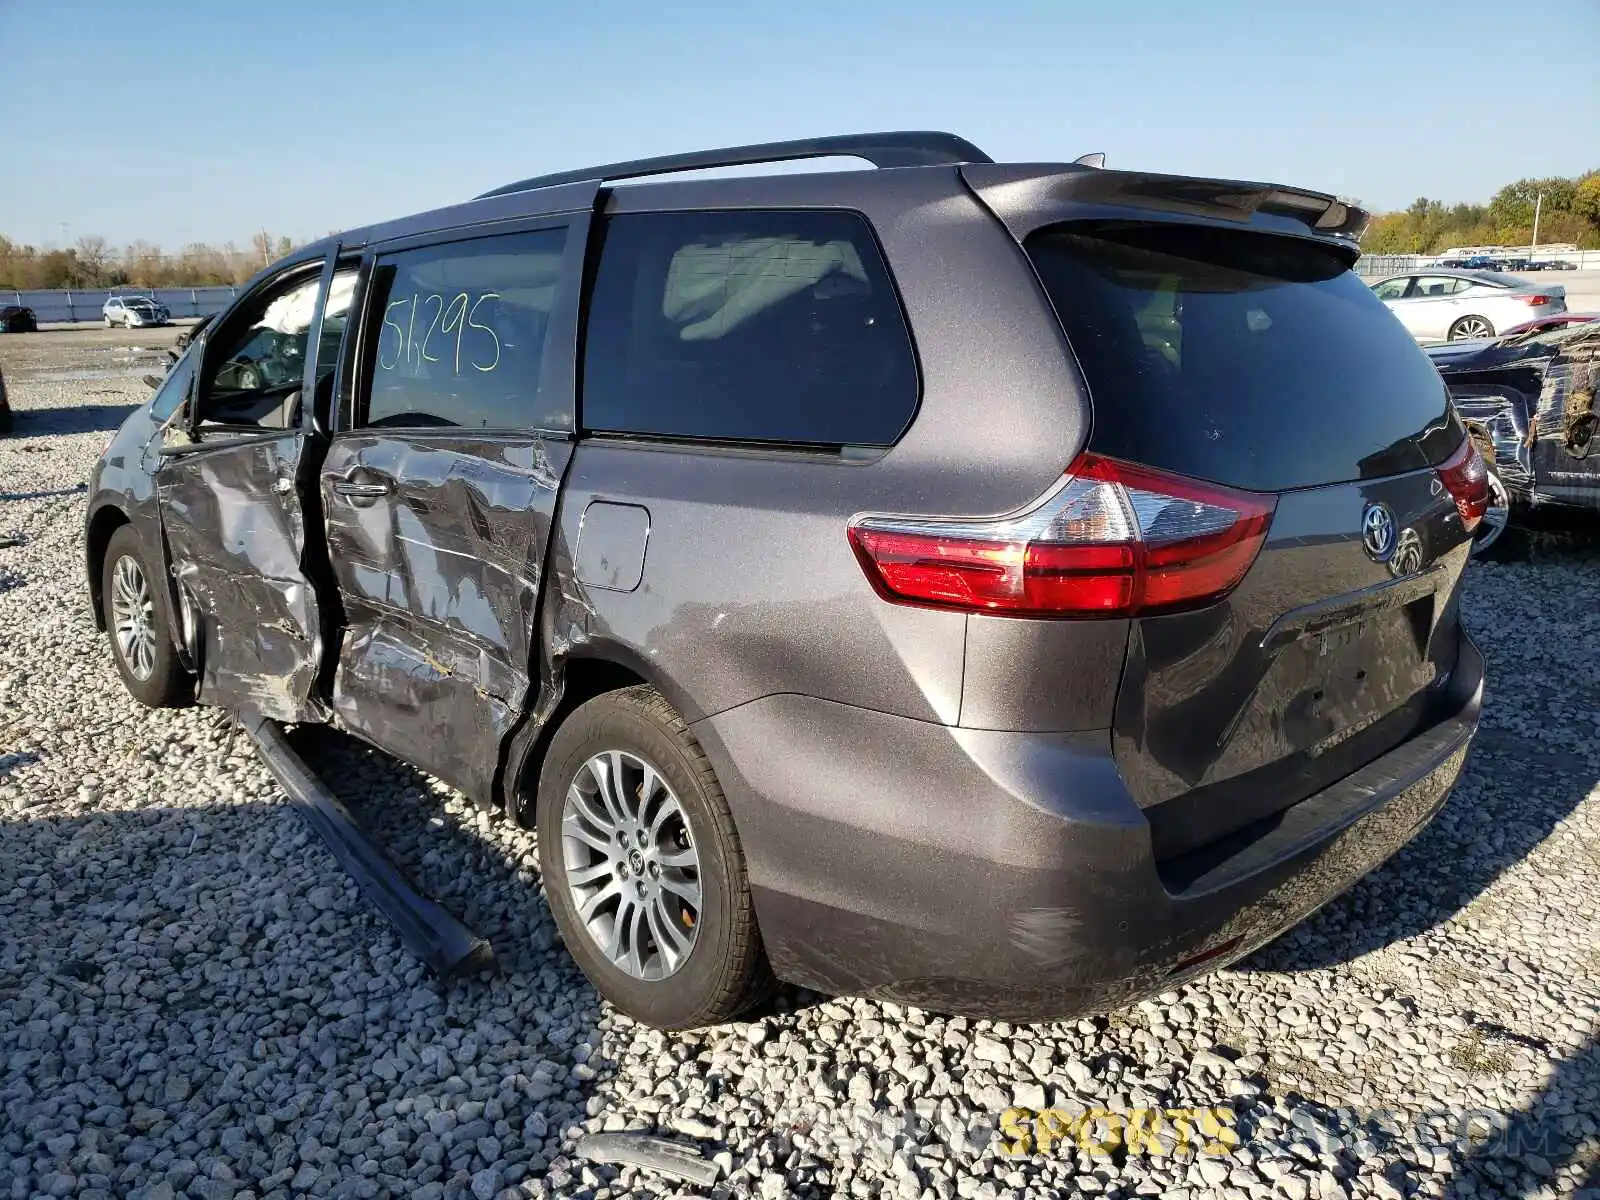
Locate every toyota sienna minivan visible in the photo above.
<box><xmin>86</xmin><ymin>132</ymin><xmax>1486</xmax><ymax>1028</ymax></box>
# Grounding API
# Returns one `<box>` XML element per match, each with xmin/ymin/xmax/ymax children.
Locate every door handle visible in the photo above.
<box><xmin>333</xmin><ymin>480</ymin><xmax>391</xmax><ymax>497</ymax></box>
<box><xmin>332</xmin><ymin>472</ymin><xmax>393</xmax><ymax>505</ymax></box>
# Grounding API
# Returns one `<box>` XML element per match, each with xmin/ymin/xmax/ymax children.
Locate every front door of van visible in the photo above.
<box><xmin>318</xmin><ymin>217</ymin><xmax>586</xmax><ymax>803</ymax></box>
<box><xmin>154</xmin><ymin>256</ymin><xmax>355</xmax><ymax>721</ymax></box>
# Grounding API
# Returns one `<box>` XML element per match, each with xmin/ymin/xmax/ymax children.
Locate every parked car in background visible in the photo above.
<box><xmin>102</xmin><ymin>295</ymin><xmax>171</xmax><ymax>328</ymax></box>
<box><xmin>1540</xmin><ymin>259</ymin><xmax>1578</xmax><ymax>271</ymax></box>
<box><xmin>0</xmin><ymin>363</ymin><xmax>10</xmax><ymax>434</ymax></box>
<box><xmin>1430</xmin><ymin>318</ymin><xmax>1600</xmax><ymax>540</ymax></box>
<box><xmin>0</xmin><ymin>304</ymin><xmax>39</xmax><ymax>333</ymax></box>
<box><xmin>1371</xmin><ymin>269</ymin><xmax>1566</xmax><ymax>341</ymax></box>
<box><xmin>85</xmin><ymin>131</ymin><xmax>1487</xmax><ymax>1028</ymax></box>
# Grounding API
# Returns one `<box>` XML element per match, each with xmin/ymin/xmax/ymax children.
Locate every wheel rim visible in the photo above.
<box><xmin>110</xmin><ymin>555</ymin><xmax>158</xmax><ymax>681</ymax></box>
<box><xmin>1472</xmin><ymin>473</ymin><xmax>1510</xmax><ymax>556</ymax></box>
<box><xmin>1452</xmin><ymin>317</ymin><xmax>1492</xmax><ymax>340</ymax></box>
<box><xmin>561</xmin><ymin>750</ymin><xmax>701</xmax><ymax>981</ymax></box>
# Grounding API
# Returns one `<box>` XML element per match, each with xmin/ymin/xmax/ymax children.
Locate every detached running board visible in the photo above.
<box><xmin>237</xmin><ymin>710</ymin><xmax>495</xmax><ymax>978</ymax></box>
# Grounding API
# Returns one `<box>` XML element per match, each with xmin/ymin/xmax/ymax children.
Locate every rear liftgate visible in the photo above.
<box><xmin>237</xmin><ymin>709</ymin><xmax>493</xmax><ymax>977</ymax></box>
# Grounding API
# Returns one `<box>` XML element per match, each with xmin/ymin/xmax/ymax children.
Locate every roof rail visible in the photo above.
<box><xmin>475</xmin><ymin>131</ymin><xmax>993</xmax><ymax>200</ymax></box>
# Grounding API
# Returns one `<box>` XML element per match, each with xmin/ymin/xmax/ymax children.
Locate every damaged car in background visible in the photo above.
<box><xmin>85</xmin><ymin>132</ymin><xmax>1488</xmax><ymax>1029</ymax></box>
<box><xmin>1431</xmin><ymin>316</ymin><xmax>1600</xmax><ymax>548</ymax></box>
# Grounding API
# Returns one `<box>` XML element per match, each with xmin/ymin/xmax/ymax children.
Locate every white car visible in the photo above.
<box><xmin>1370</xmin><ymin>270</ymin><xmax>1566</xmax><ymax>342</ymax></box>
<box><xmin>102</xmin><ymin>296</ymin><xmax>171</xmax><ymax>328</ymax></box>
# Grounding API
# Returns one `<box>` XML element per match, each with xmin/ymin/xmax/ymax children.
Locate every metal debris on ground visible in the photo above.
<box><xmin>574</xmin><ymin>1132</ymin><xmax>721</xmax><ymax>1186</ymax></box>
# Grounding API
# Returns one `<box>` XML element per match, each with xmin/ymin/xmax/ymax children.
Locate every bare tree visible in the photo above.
<box><xmin>75</xmin><ymin>235</ymin><xmax>112</xmax><ymax>285</ymax></box>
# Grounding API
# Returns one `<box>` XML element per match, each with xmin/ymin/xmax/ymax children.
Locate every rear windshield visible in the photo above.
<box><xmin>1027</xmin><ymin>223</ymin><xmax>1459</xmax><ymax>492</ymax></box>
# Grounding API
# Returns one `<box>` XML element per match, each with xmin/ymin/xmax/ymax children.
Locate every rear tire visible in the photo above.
<box><xmin>535</xmin><ymin>685</ymin><xmax>774</xmax><ymax>1028</ymax></box>
<box><xmin>1448</xmin><ymin>315</ymin><xmax>1494</xmax><ymax>340</ymax></box>
<box><xmin>100</xmin><ymin>525</ymin><xmax>190</xmax><ymax>707</ymax></box>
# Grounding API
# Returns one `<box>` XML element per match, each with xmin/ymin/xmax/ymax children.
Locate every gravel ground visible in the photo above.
<box><xmin>1</xmin><ymin>327</ymin><xmax>1597</xmax><ymax>1200</ymax></box>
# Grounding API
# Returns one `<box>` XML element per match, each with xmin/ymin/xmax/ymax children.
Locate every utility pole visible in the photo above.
<box><xmin>1531</xmin><ymin>192</ymin><xmax>1544</xmax><ymax>252</ymax></box>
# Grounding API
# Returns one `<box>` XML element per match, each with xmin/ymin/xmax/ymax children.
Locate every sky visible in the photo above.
<box><xmin>2</xmin><ymin>0</ymin><xmax>1596</xmax><ymax>251</ymax></box>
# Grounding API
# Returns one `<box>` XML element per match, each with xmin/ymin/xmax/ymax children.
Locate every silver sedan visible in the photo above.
<box><xmin>1370</xmin><ymin>269</ymin><xmax>1566</xmax><ymax>341</ymax></box>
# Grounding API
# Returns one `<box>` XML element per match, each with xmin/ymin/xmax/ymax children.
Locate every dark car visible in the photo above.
<box><xmin>83</xmin><ymin>131</ymin><xmax>1487</xmax><ymax>1029</ymax></box>
<box><xmin>1</xmin><ymin>304</ymin><xmax>38</xmax><ymax>333</ymax></box>
<box><xmin>0</xmin><ymin>363</ymin><xmax>10</xmax><ymax>433</ymax></box>
<box><xmin>1430</xmin><ymin>318</ymin><xmax>1600</xmax><ymax>523</ymax></box>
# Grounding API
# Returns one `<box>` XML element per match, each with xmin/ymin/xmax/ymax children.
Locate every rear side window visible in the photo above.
<box><xmin>359</xmin><ymin>227</ymin><xmax>566</xmax><ymax>430</ymax></box>
<box><xmin>1027</xmin><ymin>223</ymin><xmax>1457</xmax><ymax>491</ymax></box>
<box><xmin>582</xmin><ymin>210</ymin><xmax>918</xmax><ymax>445</ymax></box>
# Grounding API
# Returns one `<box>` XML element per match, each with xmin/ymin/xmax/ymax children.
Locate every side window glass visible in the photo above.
<box><xmin>582</xmin><ymin>210</ymin><xmax>920</xmax><ymax>446</ymax></box>
<box><xmin>1412</xmin><ymin>276</ymin><xmax>1454</xmax><ymax>299</ymax></box>
<box><xmin>1371</xmin><ymin>278</ymin><xmax>1409</xmax><ymax>301</ymax></box>
<box><xmin>151</xmin><ymin>348</ymin><xmax>197</xmax><ymax>423</ymax></box>
<box><xmin>358</xmin><ymin>228</ymin><xmax>567</xmax><ymax>430</ymax></box>
<box><xmin>198</xmin><ymin>269</ymin><xmax>325</xmax><ymax>430</ymax></box>
<box><xmin>316</xmin><ymin>269</ymin><xmax>360</xmax><ymax>386</ymax></box>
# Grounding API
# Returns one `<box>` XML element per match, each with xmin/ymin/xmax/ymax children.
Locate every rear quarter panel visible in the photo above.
<box><xmin>547</xmin><ymin>168</ymin><xmax>1094</xmax><ymax>725</ymax></box>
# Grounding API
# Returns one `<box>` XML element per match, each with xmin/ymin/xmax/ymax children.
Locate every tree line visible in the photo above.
<box><xmin>0</xmin><ymin>232</ymin><xmax>303</xmax><ymax>291</ymax></box>
<box><xmin>6</xmin><ymin>168</ymin><xmax>1598</xmax><ymax>288</ymax></box>
<box><xmin>1361</xmin><ymin>170</ymin><xmax>1600</xmax><ymax>254</ymax></box>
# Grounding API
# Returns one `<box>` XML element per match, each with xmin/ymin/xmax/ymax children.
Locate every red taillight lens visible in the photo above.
<box><xmin>1436</xmin><ymin>436</ymin><xmax>1489</xmax><ymax>531</ymax></box>
<box><xmin>848</xmin><ymin>454</ymin><xmax>1276</xmax><ymax>618</ymax></box>
<box><xmin>1523</xmin><ymin>294</ymin><xmax>1553</xmax><ymax>306</ymax></box>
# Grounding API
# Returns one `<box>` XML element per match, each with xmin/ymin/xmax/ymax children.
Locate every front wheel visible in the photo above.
<box><xmin>100</xmin><ymin>525</ymin><xmax>190</xmax><ymax>707</ymax></box>
<box><xmin>1449</xmin><ymin>315</ymin><xmax>1495</xmax><ymax>340</ymax></box>
<box><xmin>535</xmin><ymin>685</ymin><xmax>774</xmax><ymax>1028</ymax></box>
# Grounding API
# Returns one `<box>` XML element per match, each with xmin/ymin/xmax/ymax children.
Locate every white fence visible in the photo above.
<box><xmin>3</xmin><ymin>286</ymin><xmax>240</xmax><ymax>324</ymax></box>
<box><xmin>1355</xmin><ymin>249</ymin><xmax>1600</xmax><ymax>277</ymax></box>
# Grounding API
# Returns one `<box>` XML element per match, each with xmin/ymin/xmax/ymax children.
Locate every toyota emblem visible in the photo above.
<box><xmin>1362</xmin><ymin>502</ymin><xmax>1397</xmax><ymax>561</ymax></box>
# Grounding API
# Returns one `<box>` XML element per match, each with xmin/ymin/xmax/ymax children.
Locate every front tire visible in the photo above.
<box><xmin>535</xmin><ymin>685</ymin><xmax>773</xmax><ymax>1028</ymax></box>
<box><xmin>1449</xmin><ymin>315</ymin><xmax>1494</xmax><ymax>340</ymax></box>
<box><xmin>100</xmin><ymin>525</ymin><xmax>190</xmax><ymax>707</ymax></box>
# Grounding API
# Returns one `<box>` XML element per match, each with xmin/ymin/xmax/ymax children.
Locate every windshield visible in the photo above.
<box><xmin>1467</xmin><ymin>272</ymin><xmax>1526</xmax><ymax>289</ymax></box>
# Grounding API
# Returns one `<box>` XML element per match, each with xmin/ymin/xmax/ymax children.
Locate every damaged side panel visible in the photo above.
<box><xmin>155</xmin><ymin>432</ymin><xmax>327</xmax><ymax>721</ymax></box>
<box><xmin>320</xmin><ymin>432</ymin><xmax>570</xmax><ymax>802</ymax></box>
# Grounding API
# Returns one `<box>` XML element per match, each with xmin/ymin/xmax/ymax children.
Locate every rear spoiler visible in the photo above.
<box><xmin>962</xmin><ymin>163</ymin><xmax>1370</xmax><ymax>254</ymax></box>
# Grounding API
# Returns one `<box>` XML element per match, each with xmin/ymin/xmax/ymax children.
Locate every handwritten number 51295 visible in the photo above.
<box><xmin>379</xmin><ymin>291</ymin><xmax>502</xmax><ymax>375</ymax></box>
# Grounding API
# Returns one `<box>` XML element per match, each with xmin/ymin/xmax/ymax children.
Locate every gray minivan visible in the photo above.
<box><xmin>86</xmin><ymin>133</ymin><xmax>1487</xmax><ymax>1028</ymax></box>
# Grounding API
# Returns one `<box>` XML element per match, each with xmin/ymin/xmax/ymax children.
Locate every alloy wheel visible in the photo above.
<box><xmin>1451</xmin><ymin>316</ymin><xmax>1493</xmax><ymax>340</ymax></box>
<box><xmin>561</xmin><ymin>750</ymin><xmax>701</xmax><ymax>981</ymax></box>
<box><xmin>110</xmin><ymin>555</ymin><xmax>158</xmax><ymax>681</ymax></box>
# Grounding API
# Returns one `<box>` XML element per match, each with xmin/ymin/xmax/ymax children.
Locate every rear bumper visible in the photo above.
<box><xmin>695</xmin><ymin>630</ymin><xmax>1482</xmax><ymax>1020</ymax></box>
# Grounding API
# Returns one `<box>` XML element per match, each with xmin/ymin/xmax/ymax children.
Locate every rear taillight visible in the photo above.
<box><xmin>1436</xmin><ymin>436</ymin><xmax>1489</xmax><ymax>531</ymax></box>
<box><xmin>1523</xmin><ymin>294</ymin><xmax>1553</xmax><ymax>306</ymax></box>
<box><xmin>848</xmin><ymin>455</ymin><xmax>1276</xmax><ymax>618</ymax></box>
